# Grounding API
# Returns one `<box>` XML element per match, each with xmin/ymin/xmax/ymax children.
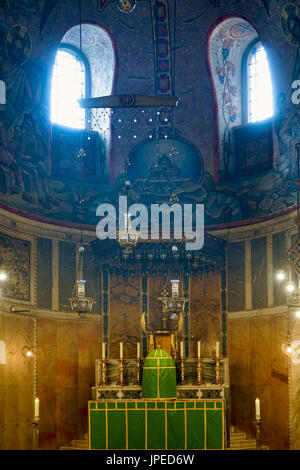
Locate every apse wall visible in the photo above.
<box><xmin>0</xmin><ymin>207</ymin><xmax>225</xmax><ymax>449</ymax></box>
<box><xmin>213</xmin><ymin>209</ymin><xmax>299</xmax><ymax>450</ymax></box>
<box><xmin>0</xmin><ymin>0</ymin><xmax>298</xmax><ymax>228</ymax></box>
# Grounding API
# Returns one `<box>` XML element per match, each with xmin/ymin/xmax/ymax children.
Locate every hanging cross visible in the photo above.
<box><xmin>79</xmin><ymin>94</ymin><xmax>178</xmax><ymax>109</ymax></box>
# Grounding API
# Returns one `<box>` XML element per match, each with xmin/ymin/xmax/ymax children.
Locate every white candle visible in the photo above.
<box><xmin>180</xmin><ymin>341</ymin><xmax>184</xmax><ymax>358</ymax></box>
<box><xmin>197</xmin><ymin>341</ymin><xmax>201</xmax><ymax>359</ymax></box>
<box><xmin>34</xmin><ymin>398</ymin><xmax>39</xmax><ymax>420</ymax></box>
<box><xmin>120</xmin><ymin>342</ymin><xmax>123</xmax><ymax>359</ymax></box>
<box><xmin>102</xmin><ymin>342</ymin><xmax>106</xmax><ymax>359</ymax></box>
<box><xmin>255</xmin><ymin>398</ymin><xmax>260</xmax><ymax>420</ymax></box>
<box><xmin>216</xmin><ymin>341</ymin><xmax>220</xmax><ymax>359</ymax></box>
<box><xmin>137</xmin><ymin>342</ymin><xmax>140</xmax><ymax>359</ymax></box>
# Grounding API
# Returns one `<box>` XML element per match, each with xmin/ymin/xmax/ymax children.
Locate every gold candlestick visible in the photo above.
<box><xmin>180</xmin><ymin>358</ymin><xmax>186</xmax><ymax>385</ymax></box>
<box><xmin>118</xmin><ymin>359</ymin><xmax>124</xmax><ymax>386</ymax></box>
<box><xmin>253</xmin><ymin>419</ymin><xmax>262</xmax><ymax>450</ymax></box>
<box><xmin>100</xmin><ymin>359</ymin><xmax>107</xmax><ymax>386</ymax></box>
<box><xmin>215</xmin><ymin>358</ymin><xmax>222</xmax><ymax>385</ymax></box>
<box><xmin>33</xmin><ymin>419</ymin><xmax>40</xmax><ymax>450</ymax></box>
<box><xmin>196</xmin><ymin>358</ymin><xmax>202</xmax><ymax>385</ymax></box>
<box><xmin>135</xmin><ymin>359</ymin><xmax>141</xmax><ymax>385</ymax></box>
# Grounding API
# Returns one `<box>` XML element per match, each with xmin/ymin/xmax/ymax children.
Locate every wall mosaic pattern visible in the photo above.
<box><xmin>0</xmin><ymin>232</ymin><xmax>30</xmax><ymax>300</ymax></box>
<box><xmin>0</xmin><ymin>0</ymin><xmax>298</xmax><ymax>229</ymax></box>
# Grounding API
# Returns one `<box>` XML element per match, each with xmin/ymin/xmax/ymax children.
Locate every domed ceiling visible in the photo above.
<box><xmin>0</xmin><ymin>0</ymin><xmax>299</xmax><ymax>228</ymax></box>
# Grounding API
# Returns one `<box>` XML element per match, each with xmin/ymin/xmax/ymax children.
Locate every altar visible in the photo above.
<box><xmin>89</xmin><ymin>349</ymin><xmax>228</xmax><ymax>450</ymax></box>
<box><xmin>88</xmin><ymin>238</ymin><xmax>229</xmax><ymax>450</ymax></box>
<box><xmin>88</xmin><ymin>399</ymin><xmax>224</xmax><ymax>450</ymax></box>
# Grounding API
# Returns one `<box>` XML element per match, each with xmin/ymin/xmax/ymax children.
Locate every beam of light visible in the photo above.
<box><xmin>247</xmin><ymin>43</ymin><xmax>273</xmax><ymax>123</ymax></box>
<box><xmin>51</xmin><ymin>49</ymin><xmax>86</xmax><ymax>130</ymax></box>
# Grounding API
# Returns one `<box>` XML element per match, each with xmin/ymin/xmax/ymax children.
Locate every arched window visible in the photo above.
<box><xmin>51</xmin><ymin>47</ymin><xmax>89</xmax><ymax>130</ymax></box>
<box><xmin>51</xmin><ymin>24</ymin><xmax>115</xmax><ymax>179</ymax></box>
<box><xmin>209</xmin><ymin>18</ymin><xmax>274</xmax><ymax>180</ymax></box>
<box><xmin>245</xmin><ymin>41</ymin><xmax>273</xmax><ymax>123</ymax></box>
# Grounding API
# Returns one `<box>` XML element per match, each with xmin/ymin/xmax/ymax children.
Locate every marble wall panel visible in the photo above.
<box><xmin>228</xmin><ymin>242</ymin><xmax>245</xmax><ymax>312</ymax></box>
<box><xmin>0</xmin><ymin>314</ymin><xmax>34</xmax><ymax>449</ymax></box>
<box><xmin>148</xmin><ymin>275</ymin><xmax>166</xmax><ymax>332</ymax></box>
<box><xmin>289</xmin><ymin>320</ymin><xmax>300</xmax><ymax>450</ymax></box>
<box><xmin>78</xmin><ymin>322</ymin><xmax>100</xmax><ymax>389</ymax></box>
<box><xmin>251</xmin><ymin>237</ymin><xmax>268</xmax><ymax>310</ymax></box>
<box><xmin>56</xmin><ymin>320</ymin><xmax>78</xmax><ymax>389</ymax></box>
<box><xmin>189</xmin><ymin>272</ymin><xmax>221</xmax><ymax>358</ymax></box>
<box><xmin>37</xmin><ymin>237</ymin><xmax>52</xmax><ymax>310</ymax></box>
<box><xmin>0</xmin><ymin>314</ymin><xmax>101</xmax><ymax>450</ymax></box>
<box><xmin>109</xmin><ymin>275</ymin><xmax>140</xmax><ymax>359</ymax></box>
<box><xmin>272</xmin><ymin>232</ymin><xmax>286</xmax><ymax>306</ymax></box>
<box><xmin>59</xmin><ymin>241</ymin><xmax>76</xmax><ymax>312</ymax></box>
<box><xmin>228</xmin><ymin>314</ymin><xmax>289</xmax><ymax>450</ymax></box>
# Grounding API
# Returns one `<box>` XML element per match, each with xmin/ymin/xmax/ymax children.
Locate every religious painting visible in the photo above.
<box><xmin>0</xmin><ymin>0</ymin><xmax>40</xmax><ymax>21</ymax></box>
<box><xmin>0</xmin><ymin>232</ymin><xmax>30</xmax><ymax>301</ymax></box>
<box><xmin>281</xmin><ymin>3</ymin><xmax>300</xmax><ymax>80</ymax></box>
<box><xmin>127</xmin><ymin>136</ymin><xmax>204</xmax><ymax>202</ymax></box>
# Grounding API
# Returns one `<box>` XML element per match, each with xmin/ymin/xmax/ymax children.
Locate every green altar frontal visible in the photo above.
<box><xmin>88</xmin><ymin>400</ymin><xmax>225</xmax><ymax>450</ymax></box>
<box><xmin>142</xmin><ymin>349</ymin><xmax>177</xmax><ymax>400</ymax></box>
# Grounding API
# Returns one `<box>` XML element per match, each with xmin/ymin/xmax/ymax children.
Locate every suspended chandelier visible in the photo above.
<box><xmin>117</xmin><ymin>213</ymin><xmax>141</xmax><ymax>251</ymax></box>
<box><xmin>69</xmin><ymin>244</ymin><xmax>96</xmax><ymax>319</ymax></box>
<box><xmin>158</xmin><ymin>279</ymin><xmax>188</xmax><ymax>331</ymax></box>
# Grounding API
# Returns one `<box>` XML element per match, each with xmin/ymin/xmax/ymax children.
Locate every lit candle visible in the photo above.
<box><xmin>180</xmin><ymin>341</ymin><xmax>184</xmax><ymax>358</ymax></box>
<box><xmin>197</xmin><ymin>341</ymin><xmax>201</xmax><ymax>359</ymax></box>
<box><xmin>171</xmin><ymin>280</ymin><xmax>179</xmax><ymax>298</ymax></box>
<box><xmin>216</xmin><ymin>341</ymin><xmax>220</xmax><ymax>359</ymax></box>
<box><xmin>137</xmin><ymin>342</ymin><xmax>140</xmax><ymax>359</ymax></box>
<box><xmin>255</xmin><ymin>398</ymin><xmax>260</xmax><ymax>420</ymax></box>
<box><xmin>120</xmin><ymin>342</ymin><xmax>123</xmax><ymax>359</ymax></box>
<box><xmin>102</xmin><ymin>342</ymin><xmax>106</xmax><ymax>359</ymax></box>
<box><xmin>34</xmin><ymin>397</ymin><xmax>39</xmax><ymax>420</ymax></box>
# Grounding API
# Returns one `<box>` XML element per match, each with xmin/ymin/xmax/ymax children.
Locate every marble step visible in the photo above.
<box><xmin>230</xmin><ymin>432</ymin><xmax>247</xmax><ymax>441</ymax></box>
<box><xmin>60</xmin><ymin>446</ymin><xmax>87</xmax><ymax>450</ymax></box>
<box><xmin>230</xmin><ymin>445</ymin><xmax>269</xmax><ymax>450</ymax></box>
<box><xmin>230</xmin><ymin>439</ymin><xmax>257</xmax><ymax>448</ymax></box>
<box><xmin>229</xmin><ymin>428</ymin><xmax>269</xmax><ymax>450</ymax></box>
<box><xmin>70</xmin><ymin>440</ymin><xmax>88</xmax><ymax>448</ymax></box>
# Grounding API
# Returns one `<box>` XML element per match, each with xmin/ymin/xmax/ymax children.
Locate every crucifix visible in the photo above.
<box><xmin>83</xmin><ymin>0</ymin><xmax>179</xmax><ymax>116</ymax></box>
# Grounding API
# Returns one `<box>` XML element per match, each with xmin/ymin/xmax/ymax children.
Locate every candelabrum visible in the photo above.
<box><xmin>135</xmin><ymin>359</ymin><xmax>141</xmax><ymax>385</ymax></box>
<box><xmin>33</xmin><ymin>419</ymin><xmax>40</xmax><ymax>450</ymax></box>
<box><xmin>100</xmin><ymin>359</ymin><xmax>108</xmax><ymax>386</ymax></box>
<box><xmin>215</xmin><ymin>358</ymin><xmax>222</xmax><ymax>385</ymax></box>
<box><xmin>253</xmin><ymin>419</ymin><xmax>262</xmax><ymax>450</ymax></box>
<box><xmin>180</xmin><ymin>358</ymin><xmax>186</xmax><ymax>385</ymax></box>
<box><xmin>196</xmin><ymin>358</ymin><xmax>202</xmax><ymax>385</ymax></box>
<box><xmin>118</xmin><ymin>359</ymin><xmax>125</xmax><ymax>386</ymax></box>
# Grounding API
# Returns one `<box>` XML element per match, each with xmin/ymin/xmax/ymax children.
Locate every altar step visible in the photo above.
<box><xmin>60</xmin><ymin>429</ymin><xmax>269</xmax><ymax>450</ymax></box>
<box><xmin>229</xmin><ymin>426</ymin><xmax>269</xmax><ymax>450</ymax></box>
<box><xmin>60</xmin><ymin>435</ymin><xmax>89</xmax><ymax>450</ymax></box>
